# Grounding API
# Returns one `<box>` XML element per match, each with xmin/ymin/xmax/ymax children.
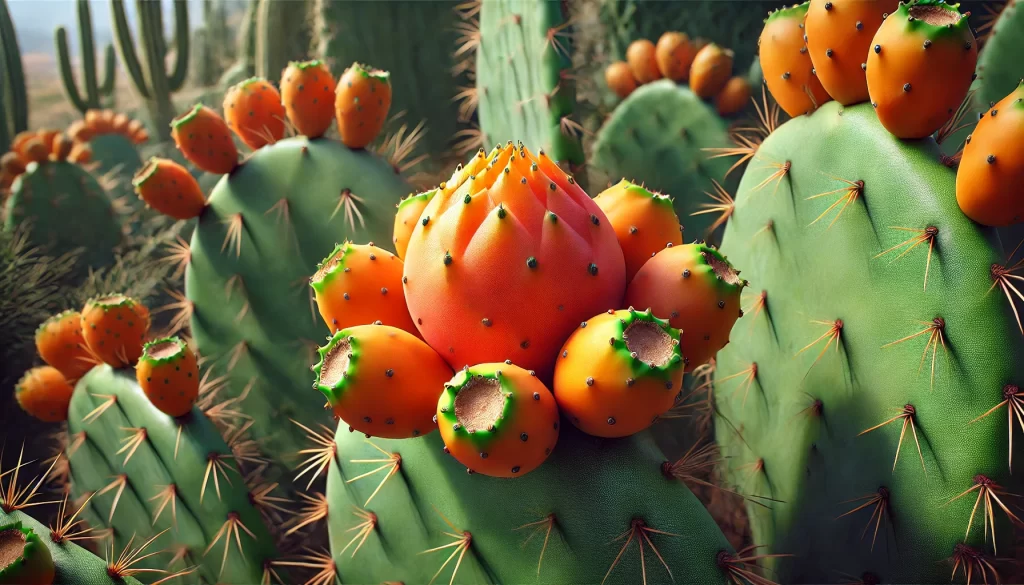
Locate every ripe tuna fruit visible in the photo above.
<box><xmin>392</xmin><ymin>190</ymin><xmax>436</xmax><ymax>259</ymax></box>
<box><xmin>626</xmin><ymin>243</ymin><xmax>746</xmax><ymax>371</ymax></box>
<box><xmin>15</xmin><ymin>366</ymin><xmax>74</xmax><ymax>422</ymax></box>
<box><xmin>956</xmin><ymin>80</ymin><xmax>1024</xmax><ymax>226</ymax></box>
<box><xmin>655</xmin><ymin>31</ymin><xmax>696</xmax><ymax>82</ymax></box>
<box><xmin>593</xmin><ymin>179</ymin><xmax>683</xmax><ymax>281</ymax></box>
<box><xmin>79</xmin><ymin>295</ymin><xmax>150</xmax><ymax>367</ymax></box>
<box><xmin>223</xmin><ymin>77</ymin><xmax>287</xmax><ymax>150</ymax></box>
<box><xmin>131</xmin><ymin>157</ymin><xmax>206</xmax><ymax>220</ymax></box>
<box><xmin>759</xmin><ymin>1</ymin><xmax>832</xmax><ymax>117</ymax></box>
<box><xmin>335</xmin><ymin>63</ymin><xmax>392</xmax><ymax>149</ymax></box>
<box><xmin>436</xmin><ymin>362</ymin><xmax>560</xmax><ymax>477</ymax></box>
<box><xmin>689</xmin><ymin>43</ymin><xmax>734</xmax><ymax>98</ymax></box>
<box><xmin>865</xmin><ymin>0</ymin><xmax>977</xmax><ymax>138</ymax></box>
<box><xmin>716</xmin><ymin>76</ymin><xmax>753</xmax><ymax>115</ymax></box>
<box><xmin>314</xmin><ymin>324</ymin><xmax>453</xmax><ymax>438</ymax></box>
<box><xmin>35</xmin><ymin>310</ymin><xmax>93</xmax><ymax>382</ymax></box>
<box><xmin>135</xmin><ymin>336</ymin><xmax>200</xmax><ymax>417</ymax></box>
<box><xmin>626</xmin><ymin>39</ymin><xmax>662</xmax><ymax>84</ymax></box>
<box><xmin>170</xmin><ymin>104</ymin><xmax>239</xmax><ymax>174</ymax></box>
<box><xmin>604</xmin><ymin>61</ymin><xmax>639</xmax><ymax>99</ymax></box>
<box><xmin>280</xmin><ymin>60</ymin><xmax>337</xmax><ymax>138</ymax></box>
<box><xmin>553</xmin><ymin>309</ymin><xmax>684</xmax><ymax>437</ymax></box>
<box><xmin>402</xmin><ymin>143</ymin><xmax>626</xmax><ymax>378</ymax></box>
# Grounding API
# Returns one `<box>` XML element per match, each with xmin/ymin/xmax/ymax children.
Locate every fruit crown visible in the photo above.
<box><xmin>309</xmin><ymin>241</ymin><xmax>356</xmax><ymax>292</ymax></box>
<box><xmin>0</xmin><ymin>520</ymin><xmax>32</xmax><ymax>565</ymax></box>
<box><xmin>897</xmin><ymin>0</ymin><xmax>972</xmax><ymax>38</ymax></box>
<box><xmin>313</xmin><ymin>328</ymin><xmax>362</xmax><ymax>402</ymax></box>
<box><xmin>84</xmin><ymin>293</ymin><xmax>139</xmax><ymax>310</ymax></box>
<box><xmin>170</xmin><ymin>103</ymin><xmax>205</xmax><ymax>130</ymax></box>
<box><xmin>35</xmin><ymin>309</ymin><xmax>79</xmax><ymax>334</ymax></box>
<box><xmin>618</xmin><ymin>179</ymin><xmax>675</xmax><ymax>206</ymax></box>
<box><xmin>139</xmin><ymin>336</ymin><xmax>187</xmax><ymax>365</ymax></box>
<box><xmin>693</xmin><ymin>243</ymin><xmax>748</xmax><ymax>293</ymax></box>
<box><xmin>289</xmin><ymin>59</ymin><xmax>325</xmax><ymax>70</ymax></box>
<box><xmin>131</xmin><ymin>157</ymin><xmax>162</xmax><ymax>188</ymax></box>
<box><xmin>397</xmin><ymin>189</ymin><xmax>437</xmax><ymax>211</ymax></box>
<box><xmin>347</xmin><ymin>62</ymin><xmax>391</xmax><ymax>82</ymax></box>
<box><xmin>436</xmin><ymin>364</ymin><xmax>515</xmax><ymax>448</ymax></box>
<box><xmin>233</xmin><ymin>77</ymin><xmax>268</xmax><ymax>91</ymax></box>
<box><xmin>764</xmin><ymin>0</ymin><xmax>810</xmax><ymax>23</ymax></box>
<box><xmin>609</xmin><ymin>308</ymin><xmax>685</xmax><ymax>380</ymax></box>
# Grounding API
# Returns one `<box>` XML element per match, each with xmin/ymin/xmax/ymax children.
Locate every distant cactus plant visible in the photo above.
<box><xmin>67</xmin><ymin>109</ymin><xmax>147</xmax><ymax>182</ymax></box>
<box><xmin>976</xmin><ymin>0</ymin><xmax>1023</xmax><ymax>108</ymax></box>
<box><xmin>218</xmin><ymin>0</ymin><xmax>257</xmax><ymax>89</ymax></box>
<box><xmin>254</xmin><ymin>0</ymin><xmax>313</xmax><ymax>80</ymax></box>
<box><xmin>54</xmin><ymin>0</ymin><xmax>117</xmax><ymax>116</ymax></box>
<box><xmin>0</xmin><ymin>0</ymin><xmax>28</xmax><ymax>154</ymax></box>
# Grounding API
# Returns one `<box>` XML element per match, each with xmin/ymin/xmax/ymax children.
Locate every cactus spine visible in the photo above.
<box><xmin>0</xmin><ymin>0</ymin><xmax>28</xmax><ymax>153</ymax></box>
<box><xmin>55</xmin><ymin>0</ymin><xmax>117</xmax><ymax>115</ymax></box>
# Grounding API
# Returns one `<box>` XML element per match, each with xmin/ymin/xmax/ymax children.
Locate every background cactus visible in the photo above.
<box><xmin>254</xmin><ymin>0</ymin><xmax>313</xmax><ymax>81</ymax></box>
<box><xmin>976</xmin><ymin>0</ymin><xmax>1023</xmax><ymax>108</ymax></box>
<box><xmin>0</xmin><ymin>0</ymin><xmax>28</xmax><ymax>154</ymax></box>
<box><xmin>55</xmin><ymin>0</ymin><xmax>117</xmax><ymax>116</ymax></box>
<box><xmin>218</xmin><ymin>0</ymin><xmax>257</xmax><ymax>90</ymax></box>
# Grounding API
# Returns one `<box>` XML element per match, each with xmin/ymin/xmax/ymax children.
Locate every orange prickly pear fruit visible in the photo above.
<box><xmin>760</xmin><ymin>2</ymin><xmax>833</xmax><ymax>117</ymax></box>
<box><xmin>689</xmin><ymin>43</ymin><xmax>734</xmax><ymax>98</ymax></box>
<box><xmin>67</xmin><ymin>143</ymin><xmax>91</xmax><ymax>164</ymax></box>
<box><xmin>281</xmin><ymin>60</ymin><xmax>337</xmax><ymax>138</ymax></box>
<box><xmin>15</xmin><ymin>366</ymin><xmax>75</xmax><ymax>422</ymax></box>
<box><xmin>553</xmin><ymin>308</ymin><xmax>684</xmax><ymax>438</ymax></box>
<box><xmin>655</xmin><ymin>31</ymin><xmax>696</xmax><ymax>82</ymax></box>
<box><xmin>626</xmin><ymin>39</ymin><xmax>662</xmax><ymax>84</ymax></box>
<box><xmin>314</xmin><ymin>324</ymin><xmax>453</xmax><ymax>438</ymax></box>
<box><xmin>402</xmin><ymin>143</ymin><xmax>627</xmax><ymax>379</ymax></box>
<box><xmin>223</xmin><ymin>77</ymin><xmax>287</xmax><ymax>150</ymax></box>
<box><xmin>23</xmin><ymin>138</ymin><xmax>49</xmax><ymax>165</ymax></box>
<box><xmin>393</xmin><ymin>190</ymin><xmax>436</xmax><ymax>259</ymax></box>
<box><xmin>715</xmin><ymin>76</ymin><xmax>753</xmax><ymax>115</ymax></box>
<box><xmin>50</xmin><ymin>134</ymin><xmax>73</xmax><ymax>161</ymax></box>
<box><xmin>865</xmin><ymin>0</ymin><xmax>977</xmax><ymax>139</ymax></box>
<box><xmin>806</xmin><ymin>0</ymin><xmax>900</xmax><ymax>105</ymax></box>
<box><xmin>956</xmin><ymin>81</ymin><xmax>1024</xmax><ymax>226</ymax></box>
<box><xmin>335</xmin><ymin>63</ymin><xmax>392</xmax><ymax>149</ymax></box>
<box><xmin>80</xmin><ymin>295</ymin><xmax>150</xmax><ymax>367</ymax></box>
<box><xmin>593</xmin><ymin>179</ymin><xmax>683</xmax><ymax>281</ymax></box>
<box><xmin>605</xmin><ymin>61</ymin><xmax>639</xmax><ymax>99</ymax></box>
<box><xmin>35</xmin><ymin>311</ymin><xmax>94</xmax><ymax>382</ymax></box>
<box><xmin>171</xmin><ymin>104</ymin><xmax>239</xmax><ymax>174</ymax></box>
<box><xmin>135</xmin><ymin>337</ymin><xmax>200</xmax><ymax>417</ymax></box>
<box><xmin>625</xmin><ymin>243</ymin><xmax>746</xmax><ymax>372</ymax></box>
<box><xmin>310</xmin><ymin>242</ymin><xmax>418</xmax><ymax>336</ymax></box>
<box><xmin>132</xmin><ymin>157</ymin><xmax>207</xmax><ymax>220</ymax></box>
<box><xmin>436</xmin><ymin>362</ymin><xmax>559</xmax><ymax>477</ymax></box>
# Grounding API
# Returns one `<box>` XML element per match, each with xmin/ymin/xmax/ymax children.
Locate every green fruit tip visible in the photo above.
<box><xmin>901</xmin><ymin>0</ymin><xmax>971</xmax><ymax>35</ymax></box>
<box><xmin>348</xmin><ymin>62</ymin><xmax>391</xmax><ymax>82</ymax></box>
<box><xmin>290</xmin><ymin>59</ymin><xmax>324</xmax><ymax>70</ymax></box>
<box><xmin>310</xmin><ymin>242</ymin><xmax>352</xmax><ymax>291</ymax></box>
<box><xmin>170</xmin><ymin>104</ymin><xmax>205</xmax><ymax>130</ymax></box>
<box><xmin>36</xmin><ymin>309</ymin><xmax>77</xmax><ymax>333</ymax></box>
<box><xmin>617</xmin><ymin>310</ymin><xmax>684</xmax><ymax>377</ymax></box>
<box><xmin>141</xmin><ymin>336</ymin><xmax>187</xmax><ymax>364</ymax></box>
<box><xmin>398</xmin><ymin>188</ymin><xmax>437</xmax><ymax>210</ymax></box>
<box><xmin>234</xmin><ymin>76</ymin><xmax>270</xmax><ymax>91</ymax></box>
<box><xmin>314</xmin><ymin>330</ymin><xmax>359</xmax><ymax>396</ymax></box>
<box><xmin>437</xmin><ymin>365</ymin><xmax>512</xmax><ymax>442</ymax></box>
<box><xmin>85</xmin><ymin>293</ymin><xmax>138</xmax><ymax>309</ymax></box>
<box><xmin>0</xmin><ymin>521</ymin><xmax>41</xmax><ymax>574</ymax></box>
<box><xmin>131</xmin><ymin>157</ymin><xmax>162</xmax><ymax>189</ymax></box>
<box><xmin>766</xmin><ymin>0</ymin><xmax>810</xmax><ymax>22</ymax></box>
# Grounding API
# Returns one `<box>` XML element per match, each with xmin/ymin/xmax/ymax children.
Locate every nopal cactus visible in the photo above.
<box><xmin>976</xmin><ymin>0</ymin><xmax>1023</xmax><ymax>108</ymax></box>
<box><xmin>54</xmin><ymin>0</ymin><xmax>116</xmax><ymax>115</ymax></box>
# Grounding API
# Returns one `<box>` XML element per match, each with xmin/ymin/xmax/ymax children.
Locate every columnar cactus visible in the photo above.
<box><xmin>253</xmin><ymin>0</ymin><xmax>313</xmax><ymax>81</ymax></box>
<box><xmin>0</xmin><ymin>0</ymin><xmax>27</xmax><ymax>153</ymax></box>
<box><xmin>218</xmin><ymin>0</ymin><xmax>257</xmax><ymax>90</ymax></box>
<box><xmin>55</xmin><ymin>0</ymin><xmax>117</xmax><ymax>115</ymax></box>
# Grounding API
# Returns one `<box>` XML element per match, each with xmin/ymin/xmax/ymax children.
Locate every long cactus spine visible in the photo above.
<box><xmin>55</xmin><ymin>0</ymin><xmax>117</xmax><ymax>115</ymax></box>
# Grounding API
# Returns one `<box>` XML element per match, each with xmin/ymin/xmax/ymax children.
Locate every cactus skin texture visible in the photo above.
<box><xmin>54</xmin><ymin>0</ymin><xmax>116</xmax><ymax>115</ymax></box>
<box><xmin>714</xmin><ymin>100</ymin><xmax>1024</xmax><ymax>582</ymax></box>
<box><xmin>0</xmin><ymin>519</ymin><xmax>54</xmax><ymax>585</ymax></box>
<box><xmin>977</xmin><ymin>0</ymin><xmax>1024</xmax><ymax>108</ymax></box>
<box><xmin>760</xmin><ymin>2</ymin><xmax>832</xmax><ymax>117</ymax></box>
<box><xmin>393</xmin><ymin>189</ymin><xmax>435</xmax><ymax>259</ymax></box>
<box><xmin>590</xmin><ymin>81</ymin><xmax>735</xmax><ymax>243</ymax></box>
<box><xmin>66</xmin><ymin>366</ymin><xmax>283</xmax><ymax>583</ymax></box>
<box><xmin>475</xmin><ymin>0</ymin><xmax>585</xmax><ymax>165</ymax></box>
<box><xmin>0</xmin><ymin>0</ymin><xmax>28</xmax><ymax>153</ymax></box>
<box><xmin>594</xmin><ymin>179</ymin><xmax>683</xmax><ymax>281</ymax></box>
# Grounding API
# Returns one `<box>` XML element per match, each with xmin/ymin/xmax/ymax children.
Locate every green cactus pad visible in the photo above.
<box><xmin>0</xmin><ymin>520</ymin><xmax>53</xmax><ymax>585</ymax></box>
<box><xmin>87</xmin><ymin>133</ymin><xmax>142</xmax><ymax>181</ymax></box>
<box><xmin>714</xmin><ymin>100</ymin><xmax>1024</xmax><ymax>582</ymax></box>
<box><xmin>977</xmin><ymin>0</ymin><xmax>1024</xmax><ymax>107</ymax></box>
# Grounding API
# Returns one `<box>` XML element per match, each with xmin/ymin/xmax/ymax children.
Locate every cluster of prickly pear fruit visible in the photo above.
<box><xmin>66</xmin><ymin>109</ymin><xmax>146</xmax><ymax>181</ymax></box>
<box><xmin>710</xmin><ymin>0</ymin><xmax>1024</xmax><ymax>582</ymax></box>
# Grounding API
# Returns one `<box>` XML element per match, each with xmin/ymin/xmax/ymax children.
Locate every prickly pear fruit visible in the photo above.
<box><xmin>806</xmin><ymin>0</ymin><xmax>899</xmax><ymax>105</ymax></box>
<box><xmin>35</xmin><ymin>311</ymin><xmax>93</xmax><ymax>382</ymax></box>
<box><xmin>310</xmin><ymin>242</ymin><xmax>417</xmax><ymax>335</ymax></box>
<box><xmin>865</xmin><ymin>0</ymin><xmax>977</xmax><ymax>138</ymax></box>
<box><xmin>553</xmin><ymin>309</ymin><xmax>684</xmax><ymax>438</ymax></box>
<box><xmin>956</xmin><ymin>81</ymin><xmax>1024</xmax><ymax>226</ymax></box>
<box><xmin>689</xmin><ymin>43</ymin><xmax>734</xmax><ymax>98</ymax></box>
<box><xmin>0</xmin><ymin>521</ymin><xmax>55</xmax><ymax>585</ymax></box>
<box><xmin>80</xmin><ymin>295</ymin><xmax>150</xmax><ymax>367</ymax></box>
<box><xmin>625</xmin><ymin>243</ymin><xmax>746</xmax><ymax>372</ymax></box>
<box><xmin>170</xmin><ymin>104</ymin><xmax>239</xmax><ymax>174</ymax></box>
<box><xmin>334</xmin><ymin>63</ymin><xmax>392</xmax><ymax>149</ymax></box>
<box><xmin>403</xmin><ymin>144</ymin><xmax>626</xmax><ymax>378</ymax></box>
<box><xmin>135</xmin><ymin>337</ymin><xmax>200</xmax><ymax>417</ymax></box>
<box><xmin>760</xmin><ymin>2</ymin><xmax>832</xmax><ymax>117</ymax></box>
<box><xmin>15</xmin><ymin>366</ymin><xmax>74</xmax><ymax>423</ymax></box>
<box><xmin>605</xmin><ymin>61</ymin><xmax>639</xmax><ymax>99</ymax></box>
<box><xmin>436</xmin><ymin>362</ymin><xmax>559</xmax><ymax>477</ymax></box>
<box><xmin>627</xmin><ymin>39</ymin><xmax>661</xmax><ymax>84</ymax></box>
<box><xmin>223</xmin><ymin>78</ymin><xmax>287</xmax><ymax>150</ymax></box>
<box><xmin>656</xmin><ymin>32</ymin><xmax>696</xmax><ymax>82</ymax></box>
<box><xmin>593</xmin><ymin>180</ymin><xmax>683</xmax><ymax>281</ymax></box>
<box><xmin>280</xmin><ymin>60</ymin><xmax>337</xmax><ymax>138</ymax></box>
<box><xmin>716</xmin><ymin>76</ymin><xmax>752</xmax><ymax>115</ymax></box>
<box><xmin>393</xmin><ymin>190</ymin><xmax>436</xmax><ymax>259</ymax></box>
<box><xmin>132</xmin><ymin>158</ymin><xmax>206</xmax><ymax>220</ymax></box>
<box><xmin>314</xmin><ymin>324</ymin><xmax>453</xmax><ymax>439</ymax></box>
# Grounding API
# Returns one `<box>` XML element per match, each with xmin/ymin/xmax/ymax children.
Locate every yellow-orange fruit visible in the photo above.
<box><xmin>171</xmin><ymin>104</ymin><xmax>239</xmax><ymax>174</ymax></box>
<box><xmin>335</xmin><ymin>63</ymin><xmax>392</xmax><ymax>149</ymax></box>
<box><xmin>625</xmin><ymin>243</ymin><xmax>746</xmax><ymax>371</ymax></box>
<box><xmin>281</xmin><ymin>60</ymin><xmax>337</xmax><ymax>138</ymax></box>
<box><xmin>436</xmin><ymin>362</ymin><xmax>559</xmax><ymax>477</ymax></box>
<box><xmin>956</xmin><ymin>81</ymin><xmax>1024</xmax><ymax>226</ymax></box>
<box><xmin>715</xmin><ymin>76</ymin><xmax>753</xmax><ymax>115</ymax></box>
<box><xmin>80</xmin><ymin>295</ymin><xmax>150</xmax><ymax>367</ymax></box>
<box><xmin>393</xmin><ymin>190</ymin><xmax>435</xmax><ymax>259</ymax></box>
<box><xmin>136</xmin><ymin>337</ymin><xmax>199</xmax><ymax>417</ymax></box>
<box><xmin>865</xmin><ymin>0</ymin><xmax>977</xmax><ymax>139</ymax></box>
<box><xmin>593</xmin><ymin>179</ymin><xmax>683</xmax><ymax>281</ymax></box>
<box><xmin>15</xmin><ymin>366</ymin><xmax>74</xmax><ymax>422</ymax></box>
<box><xmin>67</xmin><ymin>143</ymin><xmax>92</xmax><ymax>164</ymax></box>
<box><xmin>689</xmin><ymin>43</ymin><xmax>735</xmax><ymax>98</ymax></box>
<box><xmin>310</xmin><ymin>242</ymin><xmax>417</xmax><ymax>336</ymax></box>
<box><xmin>35</xmin><ymin>310</ymin><xmax>94</xmax><ymax>382</ymax></box>
<box><xmin>760</xmin><ymin>2</ymin><xmax>832</xmax><ymax>117</ymax></box>
<box><xmin>553</xmin><ymin>309</ymin><xmax>684</xmax><ymax>438</ymax></box>
<box><xmin>315</xmin><ymin>324</ymin><xmax>453</xmax><ymax>438</ymax></box>
<box><xmin>655</xmin><ymin>31</ymin><xmax>696</xmax><ymax>82</ymax></box>
<box><xmin>806</xmin><ymin>0</ymin><xmax>900</xmax><ymax>105</ymax></box>
<box><xmin>605</xmin><ymin>61</ymin><xmax>639</xmax><ymax>99</ymax></box>
<box><xmin>626</xmin><ymin>39</ymin><xmax>662</xmax><ymax>84</ymax></box>
<box><xmin>402</xmin><ymin>144</ymin><xmax>627</xmax><ymax>378</ymax></box>
<box><xmin>132</xmin><ymin>157</ymin><xmax>207</xmax><ymax>220</ymax></box>
<box><xmin>223</xmin><ymin>77</ymin><xmax>287</xmax><ymax>150</ymax></box>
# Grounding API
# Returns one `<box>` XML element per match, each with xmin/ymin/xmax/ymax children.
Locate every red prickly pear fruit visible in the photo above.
<box><xmin>593</xmin><ymin>180</ymin><xmax>683</xmax><ymax>281</ymax></box>
<box><xmin>553</xmin><ymin>309</ymin><xmax>684</xmax><ymax>438</ymax></box>
<box><xmin>35</xmin><ymin>310</ymin><xmax>94</xmax><ymax>383</ymax></box>
<box><xmin>171</xmin><ymin>104</ymin><xmax>239</xmax><ymax>174</ymax></box>
<box><xmin>310</xmin><ymin>242</ymin><xmax>418</xmax><ymax>336</ymax></box>
<box><xmin>223</xmin><ymin>77</ymin><xmax>287</xmax><ymax>150</ymax></box>
<box><xmin>132</xmin><ymin>157</ymin><xmax>207</xmax><ymax>220</ymax></box>
<box><xmin>759</xmin><ymin>2</ymin><xmax>832</xmax><ymax>117</ymax></box>
<box><xmin>281</xmin><ymin>60</ymin><xmax>337</xmax><ymax>139</ymax></box>
<box><xmin>314</xmin><ymin>324</ymin><xmax>452</xmax><ymax>439</ymax></box>
<box><xmin>626</xmin><ymin>39</ymin><xmax>662</xmax><ymax>84</ymax></box>
<box><xmin>393</xmin><ymin>190</ymin><xmax>436</xmax><ymax>259</ymax></box>
<box><xmin>625</xmin><ymin>243</ymin><xmax>746</xmax><ymax>372</ymax></box>
<box><xmin>334</xmin><ymin>63</ymin><xmax>392</xmax><ymax>149</ymax></box>
<box><xmin>436</xmin><ymin>362</ymin><xmax>559</xmax><ymax>478</ymax></box>
<box><xmin>80</xmin><ymin>295</ymin><xmax>151</xmax><ymax>368</ymax></box>
<box><xmin>15</xmin><ymin>366</ymin><xmax>74</xmax><ymax>422</ymax></box>
<box><xmin>136</xmin><ymin>337</ymin><xmax>200</xmax><ymax>417</ymax></box>
<box><xmin>689</xmin><ymin>43</ymin><xmax>734</xmax><ymax>98</ymax></box>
